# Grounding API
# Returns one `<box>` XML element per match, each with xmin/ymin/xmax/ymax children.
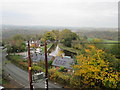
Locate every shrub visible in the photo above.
<box><xmin>59</xmin><ymin>66</ymin><xmax>65</xmax><ymax>72</ymax></box>
<box><xmin>48</xmin><ymin>60</ymin><xmax>53</xmax><ymax>68</ymax></box>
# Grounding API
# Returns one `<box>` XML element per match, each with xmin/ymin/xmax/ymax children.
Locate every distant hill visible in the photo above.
<box><xmin>2</xmin><ymin>25</ymin><xmax>118</xmax><ymax>40</ymax></box>
<box><xmin>76</xmin><ymin>30</ymin><xmax>118</xmax><ymax>41</ymax></box>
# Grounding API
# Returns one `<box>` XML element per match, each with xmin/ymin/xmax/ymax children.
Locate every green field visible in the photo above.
<box><xmin>87</xmin><ymin>38</ymin><xmax>119</xmax><ymax>52</ymax></box>
<box><xmin>87</xmin><ymin>38</ymin><xmax>119</xmax><ymax>43</ymax></box>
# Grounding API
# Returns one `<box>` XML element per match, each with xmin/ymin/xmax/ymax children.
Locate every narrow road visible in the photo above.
<box><xmin>2</xmin><ymin>50</ymin><xmax>63</xmax><ymax>89</ymax></box>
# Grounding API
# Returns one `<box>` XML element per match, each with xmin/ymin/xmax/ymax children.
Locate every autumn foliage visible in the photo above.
<box><xmin>72</xmin><ymin>45</ymin><xmax>119</xmax><ymax>88</ymax></box>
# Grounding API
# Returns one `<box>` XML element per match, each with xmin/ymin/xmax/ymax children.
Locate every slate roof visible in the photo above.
<box><xmin>52</xmin><ymin>56</ymin><xmax>74</xmax><ymax>69</ymax></box>
<box><xmin>31</xmin><ymin>53</ymin><xmax>74</xmax><ymax>69</ymax></box>
<box><xmin>31</xmin><ymin>53</ymin><xmax>53</xmax><ymax>62</ymax></box>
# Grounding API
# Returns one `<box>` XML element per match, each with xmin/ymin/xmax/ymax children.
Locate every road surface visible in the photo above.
<box><xmin>2</xmin><ymin>50</ymin><xmax>63</xmax><ymax>89</ymax></box>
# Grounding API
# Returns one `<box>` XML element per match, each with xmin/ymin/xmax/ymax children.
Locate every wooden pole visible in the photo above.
<box><xmin>44</xmin><ymin>40</ymin><xmax>48</xmax><ymax>90</ymax></box>
<box><xmin>28</xmin><ymin>41</ymin><xmax>33</xmax><ymax>90</ymax></box>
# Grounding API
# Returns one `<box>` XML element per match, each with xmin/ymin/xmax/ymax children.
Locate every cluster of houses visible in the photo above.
<box><xmin>25</xmin><ymin>40</ymin><xmax>51</xmax><ymax>48</ymax></box>
<box><xmin>31</xmin><ymin>53</ymin><xmax>74</xmax><ymax>69</ymax></box>
<box><xmin>24</xmin><ymin>40</ymin><xmax>74</xmax><ymax>72</ymax></box>
<box><xmin>25</xmin><ymin>40</ymin><xmax>41</xmax><ymax>48</ymax></box>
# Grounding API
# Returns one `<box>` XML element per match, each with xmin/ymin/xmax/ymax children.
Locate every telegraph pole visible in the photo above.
<box><xmin>44</xmin><ymin>40</ymin><xmax>48</xmax><ymax>90</ymax></box>
<box><xmin>28</xmin><ymin>41</ymin><xmax>33</xmax><ymax>90</ymax></box>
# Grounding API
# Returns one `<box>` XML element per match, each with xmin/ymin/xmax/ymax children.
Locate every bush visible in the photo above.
<box><xmin>32</xmin><ymin>65</ymin><xmax>44</xmax><ymax>73</ymax></box>
<box><xmin>6</xmin><ymin>55</ymin><xmax>28</xmax><ymax>71</ymax></box>
<box><xmin>48</xmin><ymin>68</ymin><xmax>71</xmax><ymax>87</ymax></box>
<box><xmin>48</xmin><ymin>60</ymin><xmax>53</xmax><ymax>68</ymax></box>
<box><xmin>59</xmin><ymin>66</ymin><xmax>65</xmax><ymax>72</ymax></box>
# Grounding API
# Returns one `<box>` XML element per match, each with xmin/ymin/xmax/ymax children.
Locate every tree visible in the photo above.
<box><xmin>59</xmin><ymin>29</ymin><xmax>78</xmax><ymax>47</ymax></box>
<box><xmin>6</xmin><ymin>34</ymin><xmax>26</xmax><ymax>53</ymax></box>
<box><xmin>6</xmin><ymin>44</ymin><xmax>12</xmax><ymax>55</ymax></box>
<box><xmin>12</xmin><ymin>34</ymin><xmax>24</xmax><ymax>41</ymax></box>
<box><xmin>72</xmin><ymin>45</ymin><xmax>119</xmax><ymax>88</ymax></box>
<box><xmin>43</xmin><ymin>32</ymin><xmax>55</xmax><ymax>41</ymax></box>
<box><xmin>109</xmin><ymin>44</ymin><xmax>120</xmax><ymax>59</ymax></box>
<box><xmin>51</xmin><ymin>30</ymin><xmax>60</xmax><ymax>41</ymax></box>
<box><xmin>104</xmin><ymin>53</ymin><xmax>120</xmax><ymax>71</ymax></box>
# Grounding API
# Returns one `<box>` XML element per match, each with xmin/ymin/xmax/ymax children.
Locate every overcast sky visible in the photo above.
<box><xmin>1</xmin><ymin>0</ymin><xmax>119</xmax><ymax>28</ymax></box>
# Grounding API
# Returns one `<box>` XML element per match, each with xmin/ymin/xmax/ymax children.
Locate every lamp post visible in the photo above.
<box><xmin>44</xmin><ymin>40</ymin><xmax>48</xmax><ymax>90</ymax></box>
